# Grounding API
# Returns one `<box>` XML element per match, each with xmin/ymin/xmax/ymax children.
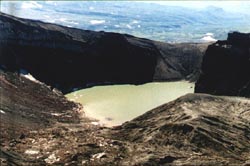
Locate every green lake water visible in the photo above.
<box><xmin>66</xmin><ymin>81</ymin><xmax>194</xmax><ymax>127</ymax></box>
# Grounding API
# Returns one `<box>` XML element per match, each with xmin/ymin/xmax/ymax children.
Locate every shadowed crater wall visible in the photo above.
<box><xmin>195</xmin><ymin>32</ymin><xmax>250</xmax><ymax>97</ymax></box>
<box><xmin>0</xmin><ymin>12</ymin><xmax>208</xmax><ymax>93</ymax></box>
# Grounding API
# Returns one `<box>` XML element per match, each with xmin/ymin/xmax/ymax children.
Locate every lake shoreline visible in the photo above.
<box><xmin>66</xmin><ymin>81</ymin><xmax>194</xmax><ymax>127</ymax></box>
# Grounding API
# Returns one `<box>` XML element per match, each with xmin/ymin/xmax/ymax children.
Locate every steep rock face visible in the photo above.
<box><xmin>114</xmin><ymin>93</ymin><xmax>250</xmax><ymax>165</ymax></box>
<box><xmin>153</xmin><ymin>42</ymin><xmax>208</xmax><ymax>81</ymax></box>
<box><xmin>195</xmin><ymin>32</ymin><xmax>250</xmax><ymax>97</ymax></box>
<box><xmin>0</xmin><ymin>12</ymin><xmax>208</xmax><ymax>93</ymax></box>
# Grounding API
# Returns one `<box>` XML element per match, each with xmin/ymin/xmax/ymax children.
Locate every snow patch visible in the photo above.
<box><xmin>201</xmin><ymin>33</ymin><xmax>217</xmax><ymax>42</ymax></box>
<box><xmin>0</xmin><ymin>110</ymin><xmax>6</xmax><ymax>114</ymax></box>
<box><xmin>90</xmin><ymin>20</ymin><xmax>106</xmax><ymax>25</ymax></box>
<box><xmin>205</xmin><ymin>32</ymin><xmax>214</xmax><ymax>36</ymax></box>
<box><xmin>22</xmin><ymin>74</ymin><xmax>38</xmax><ymax>82</ymax></box>
<box><xmin>19</xmin><ymin>69</ymin><xmax>39</xmax><ymax>82</ymax></box>
<box><xmin>201</xmin><ymin>36</ymin><xmax>217</xmax><ymax>42</ymax></box>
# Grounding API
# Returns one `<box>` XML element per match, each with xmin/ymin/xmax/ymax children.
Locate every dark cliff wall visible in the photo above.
<box><xmin>153</xmin><ymin>42</ymin><xmax>208</xmax><ymax>81</ymax></box>
<box><xmin>195</xmin><ymin>32</ymin><xmax>250</xmax><ymax>97</ymax></box>
<box><xmin>0</xmin><ymin>12</ymin><xmax>208</xmax><ymax>93</ymax></box>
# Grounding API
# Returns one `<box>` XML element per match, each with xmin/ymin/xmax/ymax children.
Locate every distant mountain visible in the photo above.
<box><xmin>1</xmin><ymin>1</ymin><xmax>250</xmax><ymax>42</ymax></box>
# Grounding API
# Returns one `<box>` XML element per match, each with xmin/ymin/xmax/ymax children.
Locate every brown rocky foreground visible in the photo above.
<box><xmin>1</xmin><ymin>71</ymin><xmax>250</xmax><ymax>166</ymax></box>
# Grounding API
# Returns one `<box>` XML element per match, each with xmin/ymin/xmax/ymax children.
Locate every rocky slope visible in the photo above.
<box><xmin>195</xmin><ymin>32</ymin><xmax>250</xmax><ymax>97</ymax></box>
<box><xmin>0</xmin><ymin>70</ymin><xmax>81</xmax><ymax>165</ymax></box>
<box><xmin>0</xmin><ymin>71</ymin><xmax>125</xmax><ymax>165</ymax></box>
<box><xmin>1</xmin><ymin>70</ymin><xmax>250</xmax><ymax>165</ymax></box>
<box><xmin>0</xmin><ymin>12</ymin><xmax>208</xmax><ymax>93</ymax></box>
<box><xmin>114</xmin><ymin>93</ymin><xmax>250</xmax><ymax>165</ymax></box>
<box><xmin>0</xmin><ymin>70</ymin><xmax>82</xmax><ymax>138</ymax></box>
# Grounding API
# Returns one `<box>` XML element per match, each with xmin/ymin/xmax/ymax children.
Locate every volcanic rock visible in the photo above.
<box><xmin>195</xmin><ymin>32</ymin><xmax>250</xmax><ymax>97</ymax></box>
<box><xmin>0</xmin><ymin>70</ymin><xmax>81</xmax><ymax>140</ymax></box>
<box><xmin>0</xmin><ymin>12</ymin><xmax>208</xmax><ymax>93</ymax></box>
<box><xmin>114</xmin><ymin>93</ymin><xmax>250</xmax><ymax>165</ymax></box>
